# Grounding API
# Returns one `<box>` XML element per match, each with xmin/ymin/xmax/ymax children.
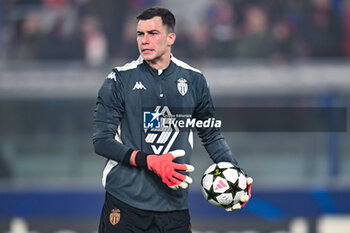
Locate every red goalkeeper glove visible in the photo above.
<box><xmin>130</xmin><ymin>149</ymin><xmax>195</xmax><ymax>190</ymax></box>
<box><xmin>226</xmin><ymin>176</ymin><xmax>253</xmax><ymax>212</ymax></box>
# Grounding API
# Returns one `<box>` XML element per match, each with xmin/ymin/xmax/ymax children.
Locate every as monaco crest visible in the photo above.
<box><xmin>177</xmin><ymin>78</ymin><xmax>188</xmax><ymax>96</ymax></box>
<box><xmin>109</xmin><ymin>209</ymin><xmax>120</xmax><ymax>226</ymax></box>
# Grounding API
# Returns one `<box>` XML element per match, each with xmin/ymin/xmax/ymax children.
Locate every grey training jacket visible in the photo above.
<box><xmin>93</xmin><ymin>55</ymin><xmax>237</xmax><ymax>211</ymax></box>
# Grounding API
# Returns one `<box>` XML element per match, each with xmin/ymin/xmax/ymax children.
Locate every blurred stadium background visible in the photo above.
<box><xmin>1</xmin><ymin>0</ymin><xmax>350</xmax><ymax>232</ymax></box>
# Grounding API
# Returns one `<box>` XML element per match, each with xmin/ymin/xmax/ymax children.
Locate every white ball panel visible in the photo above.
<box><xmin>216</xmin><ymin>193</ymin><xmax>234</xmax><ymax>206</ymax></box>
<box><xmin>204</xmin><ymin>163</ymin><xmax>216</xmax><ymax>174</ymax></box>
<box><xmin>238</xmin><ymin>174</ymin><xmax>247</xmax><ymax>189</ymax></box>
<box><xmin>217</xmin><ymin>162</ymin><xmax>234</xmax><ymax>169</ymax></box>
<box><xmin>223</xmin><ymin>168</ymin><xmax>239</xmax><ymax>184</ymax></box>
<box><xmin>233</xmin><ymin>190</ymin><xmax>246</xmax><ymax>203</ymax></box>
<box><xmin>202</xmin><ymin>174</ymin><xmax>213</xmax><ymax>190</ymax></box>
<box><xmin>213</xmin><ymin>177</ymin><xmax>229</xmax><ymax>193</ymax></box>
<box><xmin>208</xmin><ymin>198</ymin><xmax>222</xmax><ymax>207</ymax></box>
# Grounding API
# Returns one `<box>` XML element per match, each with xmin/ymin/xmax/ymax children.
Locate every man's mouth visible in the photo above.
<box><xmin>142</xmin><ymin>49</ymin><xmax>154</xmax><ymax>53</ymax></box>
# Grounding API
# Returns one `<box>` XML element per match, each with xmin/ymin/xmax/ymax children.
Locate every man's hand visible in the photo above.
<box><xmin>131</xmin><ymin>149</ymin><xmax>195</xmax><ymax>190</ymax></box>
<box><xmin>225</xmin><ymin>176</ymin><xmax>253</xmax><ymax>212</ymax></box>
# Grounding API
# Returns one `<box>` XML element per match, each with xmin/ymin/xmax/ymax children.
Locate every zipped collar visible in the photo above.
<box><xmin>140</xmin><ymin>54</ymin><xmax>177</xmax><ymax>77</ymax></box>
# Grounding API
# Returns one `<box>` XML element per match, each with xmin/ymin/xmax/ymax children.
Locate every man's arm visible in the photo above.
<box><xmin>93</xmin><ymin>71</ymin><xmax>133</xmax><ymax>163</ymax></box>
<box><xmin>193</xmin><ymin>75</ymin><xmax>238</xmax><ymax>165</ymax></box>
<box><xmin>194</xmin><ymin>74</ymin><xmax>253</xmax><ymax>211</ymax></box>
<box><xmin>93</xmin><ymin>71</ymin><xmax>194</xmax><ymax>189</ymax></box>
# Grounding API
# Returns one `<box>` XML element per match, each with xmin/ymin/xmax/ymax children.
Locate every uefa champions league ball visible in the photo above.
<box><xmin>201</xmin><ymin>162</ymin><xmax>248</xmax><ymax>208</ymax></box>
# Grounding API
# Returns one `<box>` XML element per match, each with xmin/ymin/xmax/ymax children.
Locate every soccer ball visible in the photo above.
<box><xmin>201</xmin><ymin>162</ymin><xmax>248</xmax><ymax>208</ymax></box>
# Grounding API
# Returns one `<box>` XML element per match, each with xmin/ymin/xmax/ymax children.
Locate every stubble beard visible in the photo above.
<box><xmin>144</xmin><ymin>48</ymin><xmax>170</xmax><ymax>68</ymax></box>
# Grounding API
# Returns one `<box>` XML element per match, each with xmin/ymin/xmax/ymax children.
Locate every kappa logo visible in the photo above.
<box><xmin>133</xmin><ymin>81</ymin><xmax>146</xmax><ymax>90</ymax></box>
<box><xmin>109</xmin><ymin>209</ymin><xmax>121</xmax><ymax>226</ymax></box>
<box><xmin>107</xmin><ymin>72</ymin><xmax>116</xmax><ymax>81</ymax></box>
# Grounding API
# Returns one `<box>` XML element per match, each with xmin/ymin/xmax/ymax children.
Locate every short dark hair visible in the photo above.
<box><xmin>136</xmin><ymin>7</ymin><xmax>176</xmax><ymax>33</ymax></box>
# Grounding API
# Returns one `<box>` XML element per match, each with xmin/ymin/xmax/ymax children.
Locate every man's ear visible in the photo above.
<box><xmin>168</xmin><ymin>33</ymin><xmax>176</xmax><ymax>46</ymax></box>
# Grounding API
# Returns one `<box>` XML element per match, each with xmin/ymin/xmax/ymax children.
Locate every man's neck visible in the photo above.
<box><xmin>146</xmin><ymin>54</ymin><xmax>171</xmax><ymax>71</ymax></box>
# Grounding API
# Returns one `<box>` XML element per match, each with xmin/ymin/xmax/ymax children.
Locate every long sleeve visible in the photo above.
<box><xmin>194</xmin><ymin>75</ymin><xmax>238</xmax><ymax>165</ymax></box>
<box><xmin>93</xmin><ymin>71</ymin><xmax>132</xmax><ymax>163</ymax></box>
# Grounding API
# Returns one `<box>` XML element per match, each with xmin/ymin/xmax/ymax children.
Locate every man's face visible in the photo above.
<box><xmin>137</xmin><ymin>16</ymin><xmax>175</xmax><ymax>63</ymax></box>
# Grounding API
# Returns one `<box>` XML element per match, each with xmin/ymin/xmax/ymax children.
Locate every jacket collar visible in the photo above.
<box><xmin>140</xmin><ymin>54</ymin><xmax>176</xmax><ymax>77</ymax></box>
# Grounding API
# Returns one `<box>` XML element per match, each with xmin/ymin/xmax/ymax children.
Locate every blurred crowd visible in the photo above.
<box><xmin>2</xmin><ymin>0</ymin><xmax>350</xmax><ymax>66</ymax></box>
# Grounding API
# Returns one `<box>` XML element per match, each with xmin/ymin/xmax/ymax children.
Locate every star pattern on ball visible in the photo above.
<box><xmin>207</xmin><ymin>165</ymin><xmax>226</xmax><ymax>181</ymax></box>
<box><xmin>201</xmin><ymin>162</ymin><xmax>248</xmax><ymax>208</ymax></box>
<box><xmin>226</xmin><ymin>178</ymin><xmax>242</xmax><ymax>197</ymax></box>
<box><xmin>205</xmin><ymin>185</ymin><xmax>218</xmax><ymax>202</ymax></box>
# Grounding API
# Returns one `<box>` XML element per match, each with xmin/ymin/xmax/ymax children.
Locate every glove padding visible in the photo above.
<box><xmin>225</xmin><ymin>176</ymin><xmax>253</xmax><ymax>212</ymax></box>
<box><xmin>133</xmin><ymin>149</ymin><xmax>195</xmax><ymax>190</ymax></box>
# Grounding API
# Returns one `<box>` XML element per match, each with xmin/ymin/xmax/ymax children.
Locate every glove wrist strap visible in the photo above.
<box><xmin>132</xmin><ymin>151</ymin><xmax>148</xmax><ymax>168</ymax></box>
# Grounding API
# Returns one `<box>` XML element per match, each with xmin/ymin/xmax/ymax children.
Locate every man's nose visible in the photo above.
<box><xmin>141</xmin><ymin>34</ymin><xmax>150</xmax><ymax>44</ymax></box>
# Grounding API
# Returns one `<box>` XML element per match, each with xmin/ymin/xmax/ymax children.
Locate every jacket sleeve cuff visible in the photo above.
<box><xmin>122</xmin><ymin>149</ymin><xmax>148</xmax><ymax>168</ymax></box>
<box><xmin>134</xmin><ymin>151</ymin><xmax>148</xmax><ymax>168</ymax></box>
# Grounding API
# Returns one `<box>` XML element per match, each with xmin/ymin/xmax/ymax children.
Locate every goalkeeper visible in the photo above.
<box><xmin>93</xmin><ymin>6</ymin><xmax>252</xmax><ymax>233</ymax></box>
